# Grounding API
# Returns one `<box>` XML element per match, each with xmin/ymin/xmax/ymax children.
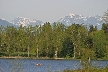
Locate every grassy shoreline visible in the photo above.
<box><xmin>63</xmin><ymin>68</ymin><xmax>108</xmax><ymax>72</ymax></box>
<box><xmin>0</xmin><ymin>56</ymin><xmax>66</xmax><ymax>60</ymax></box>
<box><xmin>0</xmin><ymin>56</ymin><xmax>108</xmax><ymax>61</ymax></box>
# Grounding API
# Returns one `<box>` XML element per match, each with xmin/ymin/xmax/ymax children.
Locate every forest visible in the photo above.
<box><xmin>0</xmin><ymin>22</ymin><xmax>108</xmax><ymax>60</ymax></box>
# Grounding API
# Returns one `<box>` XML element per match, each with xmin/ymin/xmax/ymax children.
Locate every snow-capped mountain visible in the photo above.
<box><xmin>0</xmin><ymin>14</ymin><xmax>104</xmax><ymax>29</ymax></box>
<box><xmin>58</xmin><ymin>13</ymin><xmax>103</xmax><ymax>29</ymax></box>
<box><xmin>0</xmin><ymin>19</ymin><xmax>15</xmax><ymax>27</ymax></box>
<box><xmin>11</xmin><ymin>17</ymin><xmax>43</xmax><ymax>27</ymax></box>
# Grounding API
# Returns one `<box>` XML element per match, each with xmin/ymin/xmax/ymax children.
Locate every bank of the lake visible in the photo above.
<box><xmin>0</xmin><ymin>56</ymin><xmax>108</xmax><ymax>60</ymax></box>
<box><xmin>63</xmin><ymin>67</ymin><xmax>108</xmax><ymax>72</ymax></box>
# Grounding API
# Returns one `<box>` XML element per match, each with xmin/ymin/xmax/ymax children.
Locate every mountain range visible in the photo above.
<box><xmin>11</xmin><ymin>17</ymin><xmax>43</xmax><ymax>27</ymax></box>
<box><xmin>58</xmin><ymin>13</ymin><xmax>103</xmax><ymax>29</ymax></box>
<box><xmin>0</xmin><ymin>13</ymin><xmax>104</xmax><ymax>29</ymax></box>
<box><xmin>0</xmin><ymin>18</ymin><xmax>15</xmax><ymax>27</ymax></box>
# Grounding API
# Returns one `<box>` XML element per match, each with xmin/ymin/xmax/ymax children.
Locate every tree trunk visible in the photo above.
<box><xmin>28</xmin><ymin>45</ymin><xmax>29</xmax><ymax>57</ymax></box>
<box><xmin>73</xmin><ymin>46</ymin><xmax>76</xmax><ymax>59</ymax></box>
<box><xmin>88</xmin><ymin>57</ymin><xmax>91</xmax><ymax>64</ymax></box>
<box><xmin>79</xmin><ymin>50</ymin><xmax>81</xmax><ymax>58</ymax></box>
<box><xmin>18</xmin><ymin>51</ymin><xmax>19</xmax><ymax>57</ymax></box>
<box><xmin>46</xmin><ymin>48</ymin><xmax>48</xmax><ymax>58</ymax></box>
<box><xmin>36</xmin><ymin>47</ymin><xmax>38</xmax><ymax>58</ymax></box>
<box><xmin>54</xmin><ymin>50</ymin><xmax>58</xmax><ymax>58</ymax></box>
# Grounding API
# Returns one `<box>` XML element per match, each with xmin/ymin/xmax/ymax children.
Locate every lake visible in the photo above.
<box><xmin>0</xmin><ymin>59</ymin><xmax>108</xmax><ymax>72</ymax></box>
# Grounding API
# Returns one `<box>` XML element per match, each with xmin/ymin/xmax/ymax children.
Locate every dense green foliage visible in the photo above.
<box><xmin>0</xmin><ymin>22</ymin><xmax>108</xmax><ymax>59</ymax></box>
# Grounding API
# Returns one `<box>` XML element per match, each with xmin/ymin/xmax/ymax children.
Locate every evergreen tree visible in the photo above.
<box><xmin>93</xmin><ymin>30</ymin><xmax>106</xmax><ymax>58</ymax></box>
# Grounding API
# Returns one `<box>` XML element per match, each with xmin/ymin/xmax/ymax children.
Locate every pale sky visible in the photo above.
<box><xmin>0</xmin><ymin>0</ymin><xmax>108</xmax><ymax>23</ymax></box>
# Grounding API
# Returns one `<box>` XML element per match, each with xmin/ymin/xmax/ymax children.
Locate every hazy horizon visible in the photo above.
<box><xmin>0</xmin><ymin>0</ymin><xmax>108</xmax><ymax>23</ymax></box>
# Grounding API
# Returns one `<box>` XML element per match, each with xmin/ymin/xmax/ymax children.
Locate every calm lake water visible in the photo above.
<box><xmin>0</xmin><ymin>59</ymin><xmax>108</xmax><ymax>72</ymax></box>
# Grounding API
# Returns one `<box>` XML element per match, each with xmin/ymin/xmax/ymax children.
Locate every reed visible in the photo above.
<box><xmin>63</xmin><ymin>64</ymin><xmax>108</xmax><ymax>72</ymax></box>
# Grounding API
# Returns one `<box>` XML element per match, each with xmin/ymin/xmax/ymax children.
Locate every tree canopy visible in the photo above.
<box><xmin>0</xmin><ymin>22</ymin><xmax>108</xmax><ymax>59</ymax></box>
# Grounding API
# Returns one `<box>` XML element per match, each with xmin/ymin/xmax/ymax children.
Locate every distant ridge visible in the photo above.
<box><xmin>11</xmin><ymin>17</ymin><xmax>43</xmax><ymax>27</ymax></box>
<box><xmin>58</xmin><ymin>13</ymin><xmax>103</xmax><ymax>29</ymax></box>
<box><xmin>0</xmin><ymin>19</ymin><xmax>14</xmax><ymax>27</ymax></box>
<box><xmin>0</xmin><ymin>14</ymin><xmax>104</xmax><ymax>29</ymax></box>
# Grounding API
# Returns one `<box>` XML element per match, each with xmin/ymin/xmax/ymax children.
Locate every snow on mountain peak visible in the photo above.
<box><xmin>0</xmin><ymin>14</ymin><xmax>104</xmax><ymax>29</ymax></box>
<box><xmin>0</xmin><ymin>18</ymin><xmax>6</xmax><ymax>21</ymax></box>
<box><xmin>12</xmin><ymin>17</ymin><xmax>43</xmax><ymax>27</ymax></box>
<box><xmin>58</xmin><ymin>13</ymin><xmax>103</xmax><ymax>29</ymax></box>
<box><xmin>69</xmin><ymin>13</ymin><xmax>75</xmax><ymax>16</ymax></box>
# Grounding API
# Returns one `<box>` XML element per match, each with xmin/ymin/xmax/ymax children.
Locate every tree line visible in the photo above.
<box><xmin>0</xmin><ymin>22</ymin><xmax>108</xmax><ymax>59</ymax></box>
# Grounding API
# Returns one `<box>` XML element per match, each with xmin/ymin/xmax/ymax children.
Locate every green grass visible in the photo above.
<box><xmin>63</xmin><ymin>67</ymin><xmax>108</xmax><ymax>72</ymax></box>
